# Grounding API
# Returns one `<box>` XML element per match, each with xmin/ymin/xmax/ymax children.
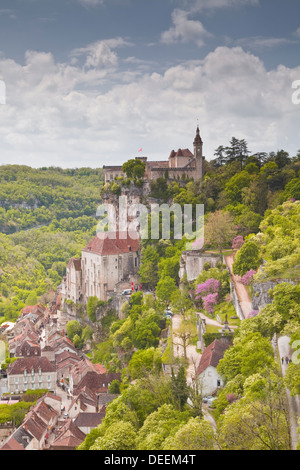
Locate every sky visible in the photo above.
<box><xmin>0</xmin><ymin>0</ymin><xmax>299</xmax><ymax>168</ymax></box>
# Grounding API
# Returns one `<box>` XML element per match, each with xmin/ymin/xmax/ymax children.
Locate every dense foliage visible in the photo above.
<box><xmin>1</xmin><ymin>140</ymin><xmax>299</xmax><ymax>451</ymax></box>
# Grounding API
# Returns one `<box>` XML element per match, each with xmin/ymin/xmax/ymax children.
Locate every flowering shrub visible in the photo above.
<box><xmin>232</xmin><ymin>235</ymin><xmax>245</xmax><ymax>250</ymax></box>
<box><xmin>247</xmin><ymin>310</ymin><xmax>259</xmax><ymax>319</ymax></box>
<box><xmin>196</xmin><ymin>278</ymin><xmax>221</xmax><ymax>298</ymax></box>
<box><xmin>196</xmin><ymin>278</ymin><xmax>221</xmax><ymax>314</ymax></box>
<box><xmin>241</xmin><ymin>269</ymin><xmax>256</xmax><ymax>285</ymax></box>
<box><xmin>226</xmin><ymin>393</ymin><xmax>238</xmax><ymax>404</ymax></box>
<box><xmin>202</xmin><ymin>293</ymin><xmax>219</xmax><ymax>313</ymax></box>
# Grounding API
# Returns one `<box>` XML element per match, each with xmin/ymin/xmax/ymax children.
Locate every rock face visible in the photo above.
<box><xmin>251</xmin><ymin>279</ymin><xmax>297</xmax><ymax>311</ymax></box>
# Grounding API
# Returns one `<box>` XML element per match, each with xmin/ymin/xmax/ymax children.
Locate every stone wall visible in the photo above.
<box><xmin>252</xmin><ymin>278</ymin><xmax>297</xmax><ymax>311</ymax></box>
<box><xmin>179</xmin><ymin>251</ymin><xmax>223</xmax><ymax>282</ymax></box>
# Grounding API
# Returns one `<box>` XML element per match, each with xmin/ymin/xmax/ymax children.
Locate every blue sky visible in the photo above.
<box><xmin>0</xmin><ymin>0</ymin><xmax>299</xmax><ymax>167</ymax></box>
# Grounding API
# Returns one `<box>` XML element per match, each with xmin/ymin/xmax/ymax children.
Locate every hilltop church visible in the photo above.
<box><xmin>64</xmin><ymin>127</ymin><xmax>206</xmax><ymax>306</ymax></box>
<box><xmin>103</xmin><ymin>126</ymin><xmax>206</xmax><ymax>183</ymax></box>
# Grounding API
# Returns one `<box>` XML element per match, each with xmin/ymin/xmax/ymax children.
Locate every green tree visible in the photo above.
<box><xmin>170</xmin><ymin>366</ymin><xmax>190</xmax><ymax>411</ymax></box>
<box><xmin>87</xmin><ymin>296</ymin><xmax>98</xmax><ymax>322</ymax></box>
<box><xmin>128</xmin><ymin>347</ymin><xmax>162</xmax><ymax>379</ymax></box>
<box><xmin>122</xmin><ymin>159</ymin><xmax>146</xmax><ymax>180</ymax></box>
<box><xmin>173</xmin><ymin>320</ymin><xmax>197</xmax><ymax>361</ymax></box>
<box><xmin>163</xmin><ymin>417</ymin><xmax>216</xmax><ymax>450</ymax></box>
<box><xmin>232</xmin><ymin>240</ymin><xmax>261</xmax><ymax>277</ymax></box>
<box><xmin>156</xmin><ymin>275</ymin><xmax>177</xmax><ymax>306</ymax></box>
<box><xmin>217</xmin><ymin>332</ymin><xmax>275</xmax><ymax>383</ymax></box>
<box><xmin>204</xmin><ymin>211</ymin><xmax>236</xmax><ymax>253</ymax></box>
<box><xmin>139</xmin><ymin>245</ymin><xmax>160</xmax><ymax>289</ymax></box>
<box><xmin>90</xmin><ymin>420</ymin><xmax>138</xmax><ymax>450</ymax></box>
<box><xmin>136</xmin><ymin>404</ymin><xmax>190</xmax><ymax>450</ymax></box>
<box><xmin>66</xmin><ymin>320</ymin><xmax>82</xmax><ymax>342</ymax></box>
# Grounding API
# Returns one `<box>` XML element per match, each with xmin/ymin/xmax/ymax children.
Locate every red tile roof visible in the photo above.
<box><xmin>0</xmin><ymin>437</ymin><xmax>25</xmax><ymax>451</ymax></box>
<box><xmin>51</xmin><ymin>419</ymin><xmax>86</xmax><ymax>450</ymax></box>
<box><xmin>196</xmin><ymin>339</ymin><xmax>229</xmax><ymax>376</ymax></box>
<box><xmin>82</xmin><ymin>231</ymin><xmax>139</xmax><ymax>256</ymax></box>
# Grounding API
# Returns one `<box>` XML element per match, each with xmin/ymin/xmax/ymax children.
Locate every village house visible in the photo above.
<box><xmin>196</xmin><ymin>339</ymin><xmax>230</xmax><ymax>397</ymax></box>
<box><xmin>50</xmin><ymin>418</ymin><xmax>86</xmax><ymax>450</ymax></box>
<box><xmin>68</xmin><ymin>358</ymin><xmax>105</xmax><ymax>393</ymax></box>
<box><xmin>67</xmin><ymin>388</ymin><xmax>99</xmax><ymax>418</ymax></box>
<box><xmin>7</xmin><ymin>357</ymin><xmax>57</xmax><ymax>395</ymax></box>
<box><xmin>103</xmin><ymin>126</ymin><xmax>206</xmax><ymax>183</ymax></box>
<box><xmin>8</xmin><ymin>325</ymin><xmax>39</xmax><ymax>357</ymax></box>
<box><xmin>73</xmin><ymin>412</ymin><xmax>106</xmax><ymax>435</ymax></box>
<box><xmin>68</xmin><ymin>357</ymin><xmax>121</xmax><ymax>397</ymax></box>
<box><xmin>55</xmin><ymin>350</ymin><xmax>82</xmax><ymax>385</ymax></box>
<box><xmin>15</xmin><ymin>339</ymin><xmax>41</xmax><ymax>358</ymax></box>
<box><xmin>0</xmin><ymin>395</ymin><xmax>59</xmax><ymax>451</ymax></box>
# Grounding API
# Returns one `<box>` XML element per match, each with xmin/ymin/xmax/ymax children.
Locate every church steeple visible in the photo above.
<box><xmin>193</xmin><ymin>125</ymin><xmax>203</xmax><ymax>159</ymax></box>
<box><xmin>193</xmin><ymin>125</ymin><xmax>202</xmax><ymax>145</ymax></box>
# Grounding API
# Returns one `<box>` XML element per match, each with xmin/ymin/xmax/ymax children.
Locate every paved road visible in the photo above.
<box><xmin>278</xmin><ymin>335</ymin><xmax>300</xmax><ymax>450</ymax></box>
<box><xmin>171</xmin><ymin>314</ymin><xmax>202</xmax><ymax>384</ymax></box>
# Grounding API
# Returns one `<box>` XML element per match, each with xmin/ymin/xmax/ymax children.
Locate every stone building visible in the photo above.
<box><xmin>64</xmin><ymin>231</ymin><xmax>140</xmax><ymax>303</ymax></box>
<box><xmin>103</xmin><ymin>126</ymin><xmax>205</xmax><ymax>183</ymax></box>
<box><xmin>6</xmin><ymin>357</ymin><xmax>57</xmax><ymax>394</ymax></box>
<box><xmin>196</xmin><ymin>339</ymin><xmax>229</xmax><ymax>397</ymax></box>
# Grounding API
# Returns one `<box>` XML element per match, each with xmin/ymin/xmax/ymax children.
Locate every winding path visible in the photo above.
<box><xmin>224</xmin><ymin>254</ymin><xmax>252</xmax><ymax>319</ymax></box>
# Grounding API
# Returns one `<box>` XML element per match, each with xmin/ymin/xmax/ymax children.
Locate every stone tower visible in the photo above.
<box><xmin>193</xmin><ymin>126</ymin><xmax>205</xmax><ymax>179</ymax></box>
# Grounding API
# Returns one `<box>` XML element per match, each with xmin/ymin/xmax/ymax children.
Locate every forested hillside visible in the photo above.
<box><xmin>0</xmin><ymin>166</ymin><xmax>103</xmax><ymax>321</ymax></box>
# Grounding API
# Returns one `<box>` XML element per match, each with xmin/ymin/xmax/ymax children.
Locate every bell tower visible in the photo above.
<box><xmin>193</xmin><ymin>126</ymin><xmax>205</xmax><ymax>179</ymax></box>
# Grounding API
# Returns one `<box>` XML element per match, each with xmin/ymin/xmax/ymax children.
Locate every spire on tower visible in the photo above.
<box><xmin>193</xmin><ymin>125</ymin><xmax>203</xmax><ymax>145</ymax></box>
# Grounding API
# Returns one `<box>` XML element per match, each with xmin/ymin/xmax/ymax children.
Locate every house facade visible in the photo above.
<box><xmin>64</xmin><ymin>231</ymin><xmax>140</xmax><ymax>303</ymax></box>
<box><xmin>196</xmin><ymin>339</ymin><xmax>229</xmax><ymax>397</ymax></box>
<box><xmin>7</xmin><ymin>357</ymin><xmax>57</xmax><ymax>394</ymax></box>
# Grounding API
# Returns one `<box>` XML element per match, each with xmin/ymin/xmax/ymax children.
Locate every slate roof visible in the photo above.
<box><xmin>2</xmin><ymin>427</ymin><xmax>33</xmax><ymax>450</ymax></box>
<box><xmin>74</xmin><ymin>412</ymin><xmax>105</xmax><ymax>428</ymax></box>
<box><xmin>7</xmin><ymin>356</ymin><xmax>56</xmax><ymax>375</ymax></box>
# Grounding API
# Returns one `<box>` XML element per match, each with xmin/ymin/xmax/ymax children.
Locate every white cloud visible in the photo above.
<box><xmin>161</xmin><ymin>9</ymin><xmax>212</xmax><ymax>47</ymax></box>
<box><xmin>235</xmin><ymin>36</ymin><xmax>296</xmax><ymax>49</ymax></box>
<box><xmin>71</xmin><ymin>38</ymin><xmax>132</xmax><ymax>69</ymax></box>
<box><xmin>77</xmin><ymin>0</ymin><xmax>105</xmax><ymax>6</ymax></box>
<box><xmin>294</xmin><ymin>27</ymin><xmax>300</xmax><ymax>38</ymax></box>
<box><xmin>0</xmin><ymin>44</ymin><xmax>299</xmax><ymax>169</ymax></box>
<box><xmin>189</xmin><ymin>0</ymin><xmax>259</xmax><ymax>13</ymax></box>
